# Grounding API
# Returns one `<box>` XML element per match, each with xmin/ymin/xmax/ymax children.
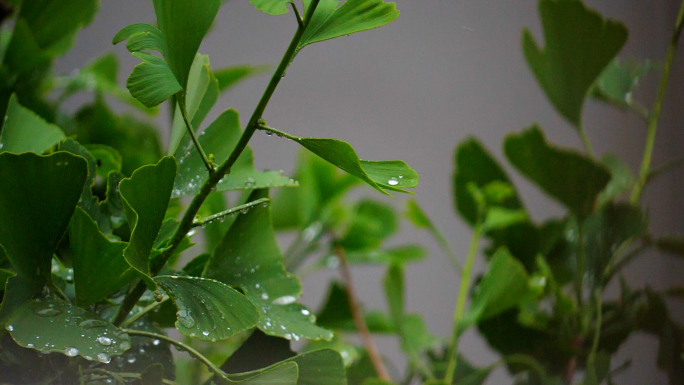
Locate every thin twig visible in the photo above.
<box><xmin>631</xmin><ymin>0</ymin><xmax>684</xmax><ymax>203</ymax></box>
<box><xmin>335</xmin><ymin>245</ymin><xmax>392</xmax><ymax>382</ymax></box>
<box><xmin>579</xmin><ymin>124</ymin><xmax>596</xmax><ymax>158</ymax></box>
<box><xmin>121</xmin><ymin>297</ymin><xmax>168</xmax><ymax>329</ymax></box>
<box><xmin>191</xmin><ymin>198</ymin><xmax>270</xmax><ymax>228</ymax></box>
<box><xmin>179</xmin><ymin>98</ymin><xmax>215</xmax><ymax>176</ymax></box>
<box><xmin>290</xmin><ymin>2</ymin><xmax>304</xmax><ymax>29</ymax></box>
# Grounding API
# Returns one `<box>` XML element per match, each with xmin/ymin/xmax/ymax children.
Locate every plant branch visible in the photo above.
<box><xmin>444</xmin><ymin>225</ymin><xmax>482</xmax><ymax>384</ymax></box>
<box><xmin>335</xmin><ymin>244</ymin><xmax>392</xmax><ymax>382</ymax></box>
<box><xmin>110</xmin><ymin>0</ymin><xmax>322</xmax><ymax>327</ymax></box>
<box><xmin>122</xmin><ymin>329</ymin><xmax>232</xmax><ymax>383</ymax></box>
<box><xmin>575</xmin><ymin>223</ymin><xmax>586</xmax><ymax>307</ymax></box>
<box><xmin>628</xmin><ymin>102</ymin><xmax>650</xmax><ymax>123</ymax></box>
<box><xmin>179</xmin><ymin>97</ymin><xmax>215</xmax><ymax>176</ymax></box>
<box><xmin>631</xmin><ymin>0</ymin><xmax>684</xmax><ymax>203</ymax></box>
<box><xmin>191</xmin><ymin>198</ymin><xmax>270</xmax><ymax>228</ymax></box>
<box><xmin>290</xmin><ymin>2</ymin><xmax>304</xmax><ymax>29</ymax></box>
<box><xmin>647</xmin><ymin>156</ymin><xmax>684</xmax><ymax>183</ymax></box>
<box><xmin>120</xmin><ymin>297</ymin><xmax>168</xmax><ymax>329</ymax></box>
<box><xmin>579</xmin><ymin>124</ymin><xmax>595</xmax><ymax>158</ymax></box>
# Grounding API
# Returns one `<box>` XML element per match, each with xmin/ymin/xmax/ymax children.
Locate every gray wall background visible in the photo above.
<box><xmin>56</xmin><ymin>1</ymin><xmax>683</xmax><ymax>383</ymax></box>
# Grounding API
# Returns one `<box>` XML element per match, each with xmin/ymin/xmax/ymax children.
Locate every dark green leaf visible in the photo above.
<box><xmin>583</xmin><ymin>203</ymin><xmax>646</xmax><ymax>285</ymax></box>
<box><xmin>204</xmin><ymin>189</ymin><xmax>332</xmax><ymax>341</ymax></box>
<box><xmin>2</xmin><ymin>276</ymin><xmax>131</xmax><ymax>362</ymax></box>
<box><xmin>0</xmin><ymin>94</ymin><xmax>65</xmax><ymax>154</ymax></box>
<box><xmin>173</xmin><ymin>109</ymin><xmax>297</xmax><ymax>197</ymax></box>
<box><xmin>155</xmin><ymin>275</ymin><xmax>259</xmax><ymax>341</ymax></box>
<box><xmin>2</xmin><ymin>20</ymin><xmax>50</xmax><ymax>76</ymax></box>
<box><xmin>316</xmin><ymin>281</ymin><xmax>395</xmax><ymax>333</ymax></box>
<box><xmin>169</xmin><ymin>54</ymin><xmax>219</xmax><ymax>154</ymax></box>
<box><xmin>462</xmin><ymin>248</ymin><xmax>532</xmax><ymax>330</ymax></box>
<box><xmin>592</xmin><ymin>59</ymin><xmax>656</xmax><ymax>110</ymax></box>
<box><xmin>18</xmin><ymin>0</ymin><xmax>98</xmax><ymax>56</ymax></box>
<box><xmin>0</xmin><ymin>269</ymin><xmax>14</xmax><ymax>290</ymax></box>
<box><xmin>126</xmin><ymin>52</ymin><xmax>182</xmax><ymax>108</ymax></box>
<box><xmin>304</xmin><ymin>334</ymin><xmax>360</xmax><ymax>367</ymax></box>
<box><xmin>284</xmin><ymin>349</ymin><xmax>346</xmax><ymax>385</ymax></box>
<box><xmin>224</xmin><ymin>361</ymin><xmax>299</xmax><ymax>385</ymax></box>
<box><xmin>504</xmin><ymin>126</ymin><xmax>611</xmax><ymax>217</ymax></box>
<box><xmin>339</xmin><ymin>200</ymin><xmax>398</xmax><ymax>251</ymax></box>
<box><xmin>597</xmin><ymin>154</ymin><xmax>635</xmax><ymax>205</ymax></box>
<box><xmin>70</xmin><ymin>208</ymin><xmax>135</xmax><ymax>307</ymax></box>
<box><xmin>139</xmin><ymin>364</ymin><xmax>165</xmax><ymax>385</ymax></box>
<box><xmin>654</xmin><ymin>235</ymin><xmax>684</xmax><ymax>258</ymax></box>
<box><xmin>522</xmin><ymin>0</ymin><xmax>628</xmax><ymax>127</ymax></box>
<box><xmin>454</xmin><ymin>137</ymin><xmax>523</xmax><ymax>225</ymax></box>
<box><xmin>300</xmin><ymin>0</ymin><xmax>400</xmax><ymax>49</ymax></box>
<box><xmin>119</xmin><ymin>157</ymin><xmax>177</xmax><ymax>288</ymax></box>
<box><xmin>0</xmin><ymin>152</ymin><xmax>87</xmax><ymax>287</ymax></box>
<box><xmin>86</xmin><ymin>144</ymin><xmax>123</xmax><ymax>180</ymax></box>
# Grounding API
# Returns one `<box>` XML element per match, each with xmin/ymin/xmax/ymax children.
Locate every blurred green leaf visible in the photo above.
<box><xmin>654</xmin><ymin>235</ymin><xmax>684</xmax><ymax>259</ymax></box>
<box><xmin>0</xmin><ymin>94</ymin><xmax>64</xmax><ymax>154</ymax></box>
<box><xmin>300</xmin><ymin>0</ymin><xmax>400</xmax><ymax>49</ymax></box>
<box><xmin>1</xmin><ymin>276</ymin><xmax>131</xmax><ymax>362</ymax></box>
<box><xmin>339</xmin><ymin>200</ymin><xmax>398</xmax><ymax>251</ymax></box>
<box><xmin>215</xmin><ymin>64</ymin><xmax>270</xmax><ymax>92</ymax></box>
<box><xmin>204</xmin><ymin>189</ymin><xmax>332</xmax><ymax>341</ymax></box>
<box><xmin>2</xmin><ymin>20</ymin><xmax>50</xmax><ymax>76</ymax></box>
<box><xmin>70</xmin><ymin>207</ymin><xmax>135</xmax><ymax>307</ymax></box>
<box><xmin>119</xmin><ymin>157</ymin><xmax>177</xmax><ymax>289</ymax></box>
<box><xmin>173</xmin><ymin>109</ymin><xmax>297</xmax><ymax>197</ymax></box>
<box><xmin>342</xmin><ymin>245</ymin><xmax>427</xmax><ymax>266</ymax></box>
<box><xmin>522</xmin><ymin>0</ymin><xmax>628</xmax><ymax>127</ymax></box>
<box><xmin>249</xmin><ymin>0</ymin><xmax>292</xmax><ymax>16</ymax></box>
<box><xmin>597</xmin><ymin>154</ymin><xmax>635</xmax><ymax>206</ymax></box>
<box><xmin>504</xmin><ymin>126</ymin><xmax>611</xmax><ymax>217</ymax></box>
<box><xmin>384</xmin><ymin>264</ymin><xmax>403</xmax><ymax>325</ymax></box>
<box><xmin>316</xmin><ymin>281</ymin><xmax>395</xmax><ymax>333</ymax></box>
<box><xmin>305</xmin><ymin>333</ymin><xmax>360</xmax><ymax>367</ymax></box>
<box><xmin>155</xmin><ymin>275</ymin><xmax>259</xmax><ymax>341</ymax></box>
<box><xmin>592</xmin><ymin>59</ymin><xmax>657</xmax><ymax>110</ymax></box>
<box><xmin>0</xmin><ymin>152</ymin><xmax>87</xmax><ymax>288</ymax></box>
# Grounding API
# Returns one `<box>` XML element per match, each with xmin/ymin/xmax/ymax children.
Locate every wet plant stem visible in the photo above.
<box><xmin>120</xmin><ymin>297</ymin><xmax>168</xmax><ymax>329</ymax></box>
<box><xmin>335</xmin><ymin>245</ymin><xmax>392</xmax><ymax>382</ymax></box>
<box><xmin>179</xmin><ymin>97</ymin><xmax>215</xmax><ymax>176</ymax></box>
<box><xmin>122</xmin><ymin>329</ymin><xmax>231</xmax><ymax>382</ymax></box>
<box><xmin>110</xmin><ymin>0</ymin><xmax>322</xmax><ymax>327</ymax></box>
<box><xmin>444</xmin><ymin>225</ymin><xmax>482</xmax><ymax>384</ymax></box>
<box><xmin>190</xmin><ymin>198</ymin><xmax>270</xmax><ymax>228</ymax></box>
<box><xmin>631</xmin><ymin>0</ymin><xmax>684</xmax><ymax>203</ymax></box>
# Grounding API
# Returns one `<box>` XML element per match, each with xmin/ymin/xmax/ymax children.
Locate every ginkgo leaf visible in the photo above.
<box><xmin>0</xmin><ymin>94</ymin><xmax>65</xmax><ymax>154</ymax></box>
<box><xmin>266</xmin><ymin>129</ymin><xmax>417</xmax><ymax>195</ymax></box>
<box><xmin>299</xmin><ymin>0</ymin><xmax>400</xmax><ymax>49</ymax></box>
<box><xmin>592</xmin><ymin>59</ymin><xmax>657</xmax><ymax>110</ymax></box>
<box><xmin>204</xmin><ymin>189</ymin><xmax>333</xmax><ymax>341</ymax></box>
<box><xmin>126</xmin><ymin>52</ymin><xmax>182</xmax><ymax>108</ymax></box>
<box><xmin>173</xmin><ymin>109</ymin><xmax>297</xmax><ymax>197</ymax></box>
<box><xmin>249</xmin><ymin>0</ymin><xmax>292</xmax><ymax>16</ymax></box>
<box><xmin>119</xmin><ymin>157</ymin><xmax>177</xmax><ymax>288</ymax></box>
<box><xmin>523</xmin><ymin>0</ymin><xmax>628</xmax><ymax>127</ymax></box>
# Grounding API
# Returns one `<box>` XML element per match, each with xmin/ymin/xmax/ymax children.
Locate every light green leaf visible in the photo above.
<box><xmin>0</xmin><ymin>152</ymin><xmax>87</xmax><ymax>288</ymax></box>
<box><xmin>169</xmin><ymin>53</ymin><xmax>219</xmax><ymax>154</ymax></box>
<box><xmin>504</xmin><ymin>126</ymin><xmax>611</xmax><ymax>217</ymax></box>
<box><xmin>249</xmin><ymin>0</ymin><xmax>292</xmax><ymax>16</ymax></box>
<box><xmin>339</xmin><ymin>200</ymin><xmax>398</xmax><ymax>251</ymax></box>
<box><xmin>597</xmin><ymin>154</ymin><xmax>635</xmax><ymax>205</ymax></box>
<box><xmin>229</xmin><ymin>349</ymin><xmax>346</xmax><ymax>385</ymax></box>
<box><xmin>18</xmin><ymin>0</ymin><xmax>98</xmax><ymax>56</ymax></box>
<box><xmin>155</xmin><ymin>275</ymin><xmax>259</xmax><ymax>341</ymax></box>
<box><xmin>56</xmin><ymin>53</ymin><xmax>154</xmax><ymax>114</ymax></box>
<box><xmin>454</xmin><ymin>138</ymin><xmax>523</xmax><ymax>225</ymax></box>
<box><xmin>119</xmin><ymin>157</ymin><xmax>177</xmax><ymax>288</ymax></box>
<box><xmin>274</xmin><ymin>132</ymin><xmax>417</xmax><ymax>195</ymax></box>
<box><xmin>85</xmin><ymin>144</ymin><xmax>123</xmax><ymax>180</ymax></box>
<box><xmin>0</xmin><ymin>94</ymin><xmax>65</xmax><ymax>154</ymax></box>
<box><xmin>215</xmin><ymin>64</ymin><xmax>270</xmax><ymax>92</ymax></box>
<box><xmin>204</xmin><ymin>189</ymin><xmax>333</xmax><ymax>341</ymax></box>
<box><xmin>522</xmin><ymin>0</ymin><xmax>628</xmax><ymax>127</ymax></box>
<box><xmin>340</xmin><ymin>245</ymin><xmax>427</xmax><ymax>266</ymax></box>
<box><xmin>113</xmin><ymin>23</ymin><xmax>167</xmax><ymax>54</ymax></box>
<box><xmin>152</xmin><ymin>0</ymin><xmax>221</xmax><ymax>89</ymax></box>
<box><xmin>384</xmin><ymin>264</ymin><xmax>403</xmax><ymax>325</ymax></box>
<box><xmin>70</xmin><ymin>208</ymin><xmax>135</xmax><ymax>307</ymax></box>
<box><xmin>300</xmin><ymin>0</ymin><xmax>400</xmax><ymax>49</ymax></box>
<box><xmin>592</xmin><ymin>59</ymin><xmax>656</xmax><ymax>110</ymax></box>
<box><xmin>126</xmin><ymin>52</ymin><xmax>182</xmax><ymax>108</ymax></box>
<box><xmin>399</xmin><ymin>314</ymin><xmax>439</xmax><ymax>358</ymax></box>
<box><xmin>483</xmin><ymin>207</ymin><xmax>529</xmax><ymax>232</ymax></box>
<box><xmin>173</xmin><ymin>109</ymin><xmax>297</xmax><ymax>197</ymax></box>
<box><xmin>462</xmin><ymin>248</ymin><xmax>532</xmax><ymax>330</ymax></box>
<box><xmin>583</xmin><ymin>203</ymin><xmax>646</xmax><ymax>285</ymax></box>
<box><xmin>2</xmin><ymin>276</ymin><xmax>131</xmax><ymax>362</ymax></box>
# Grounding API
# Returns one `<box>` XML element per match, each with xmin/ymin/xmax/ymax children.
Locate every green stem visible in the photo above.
<box><xmin>589</xmin><ymin>290</ymin><xmax>603</xmax><ymax>359</ymax></box>
<box><xmin>631</xmin><ymin>0</ymin><xmax>684</xmax><ymax>203</ymax></box>
<box><xmin>444</xmin><ymin>225</ymin><xmax>482</xmax><ymax>384</ymax></box>
<box><xmin>429</xmin><ymin>224</ymin><xmax>463</xmax><ymax>273</ymax></box>
<box><xmin>122</xmin><ymin>329</ymin><xmax>232</xmax><ymax>383</ymax></box>
<box><xmin>575</xmin><ymin>223</ymin><xmax>586</xmax><ymax>308</ymax></box>
<box><xmin>579</xmin><ymin>124</ymin><xmax>595</xmax><ymax>158</ymax></box>
<box><xmin>179</xmin><ymin>97</ymin><xmax>215</xmax><ymax>176</ymax></box>
<box><xmin>191</xmin><ymin>198</ymin><xmax>270</xmax><ymax>228</ymax></box>
<box><xmin>290</xmin><ymin>2</ymin><xmax>304</xmax><ymax>28</ymax></box>
<box><xmin>120</xmin><ymin>297</ymin><xmax>168</xmax><ymax>329</ymax></box>
<box><xmin>110</xmin><ymin>0</ymin><xmax>322</xmax><ymax>328</ymax></box>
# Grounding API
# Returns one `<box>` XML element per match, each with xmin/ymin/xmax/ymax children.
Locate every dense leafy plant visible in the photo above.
<box><xmin>0</xmin><ymin>0</ymin><xmax>682</xmax><ymax>385</ymax></box>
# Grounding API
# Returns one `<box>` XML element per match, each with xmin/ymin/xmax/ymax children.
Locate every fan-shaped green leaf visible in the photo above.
<box><xmin>299</xmin><ymin>0</ymin><xmax>400</xmax><ymax>49</ymax></box>
<box><xmin>86</xmin><ymin>144</ymin><xmax>123</xmax><ymax>179</ymax></box>
<box><xmin>173</xmin><ymin>109</ymin><xmax>297</xmax><ymax>197</ymax></box>
<box><xmin>0</xmin><ymin>152</ymin><xmax>87</xmax><ymax>288</ymax></box>
<box><xmin>504</xmin><ymin>126</ymin><xmax>611</xmax><ymax>217</ymax></box>
<box><xmin>271</xmin><ymin>130</ymin><xmax>417</xmax><ymax>195</ymax></box>
<box><xmin>3</xmin><ymin>20</ymin><xmax>50</xmax><ymax>76</ymax></box>
<box><xmin>70</xmin><ymin>208</ymin><xmax>135</xmax><ymax>307</ymax></box>
<box><xmin>592</xmin><ymin>59</ymin><xmax>656</xmax><ymax>110</ymax></box>
<box><xmin>119</xmin><ymin>157</ymin><xmax>177</xmax><ymax>288</ymax></box>
<box><xmin>0</xmin><ymin>94</ymin><xmax>65</xmax><ymax>154</ymax></box>
<box><xmin>126</xmin><ymin>52</ymin><xmax>182</xmax><ymax>108</ymax></box>
<box><xmin>113</xmin><ymin>23</ymin><xmax>167</xmax><ymax>55</ymax></box>
<box><xmin>204</xmin><ymin>189</ymin><xmax>333</xmax><ymax>341</ymax></box>
<box><xmin>155</xmin><ymin>275</ymin><xmax>259</xmax><ymax>341</ymax></box>
<box><xmin>152</xmin><ymin>0</ymin><xmax>221</xmax><ymax>89</ymax></box>
<box><xmin>249</xmin><ymin>0</ymin><xmax>292</xmax><ymax>16</ymax></box>
<box><xmin>2</xmin><ymin>276</ymin><xmax>131</xmax><ymax>362</ymax></box>
<box><xmin>169</xmin><ymin>54</ymin><xmax>219</xmax><ymax>154</ymax></box>
<box><xmin>227</xmin><ymin>362</ymin><xmax>299</xmax><ymax>384</ymax></box>
<box><xmin>597</xmin><ymin>154</ymin><xmax>634</xmax><ymax>206</ymax></box>
<box><xmin>522</xmin><ymin>0</ymin><xmax>628</xmax><ymax>127</ymax></box>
